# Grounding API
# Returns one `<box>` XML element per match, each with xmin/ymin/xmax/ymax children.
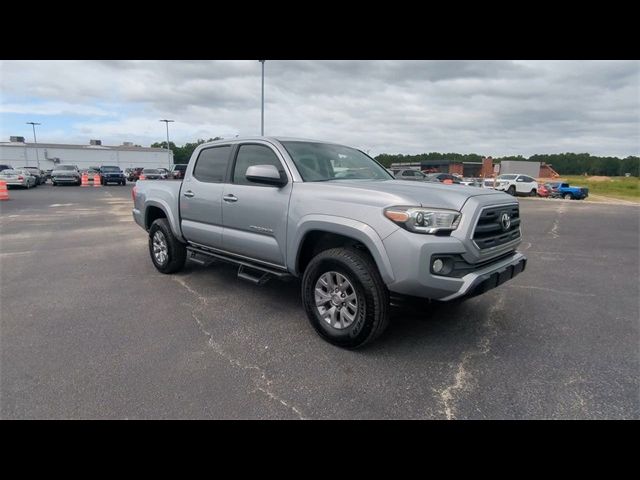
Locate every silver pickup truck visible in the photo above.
<box><xmin>133</xmin><ymin>137</ymin><xmax>526</xmax><ymax>348</ymax></box>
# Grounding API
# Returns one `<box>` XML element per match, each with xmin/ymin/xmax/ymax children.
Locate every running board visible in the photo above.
<box><xmin>237</xmin><ymin>265</ymin><xmax>271</xmax><ymax>285</ymax></box>
<box><xmin>186</xmin><ymin>245</ymin><xmax>292</xmax><ymax>284</ymax></box>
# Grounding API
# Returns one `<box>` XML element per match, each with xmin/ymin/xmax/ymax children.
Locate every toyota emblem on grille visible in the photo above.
<box><xmin>500</xmin><ymin>212</ymin><xmax>511</xmax><ymax>231</ymax></box>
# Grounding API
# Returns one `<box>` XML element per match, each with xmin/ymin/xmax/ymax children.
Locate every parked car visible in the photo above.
<box><xmin>460</xmin><ymin>177</ymin><xmax>482</xmax><ymax>187</ymax></box>
<box><xmin>0</xmin><ymin>168</ymin><xmax>37</xmax><ymax>188</ymax></box>
<box><xmin>133</xmin><ymin>136</ymin><xmax>526</xmax><ymax>348</ymax></box>
<box><xmin>537</xmin><ymin>183</ymin><xmax>551</xmax><ymax>198</ymax></box>
<box><xmin>158</xmin><ymin>168</ymin><xmax>171</xmax><ymax>177</ymax></box>
<box><xmin>494</xmin><ymin>174</ymin><xmax>538</xmax><ymax>196</ymax></box>
<box><xmin>127</xmin><ymin>168</ymin><xmax>144</xmax><ymax>182</ymax></box>
<box><xmin>0</xmin><ymin>163</ymin><xmax>15</xmax><ymax>172</ymax></box>
<box><xmin>548</xmin><ymin>182</ymin><xmax>589</xmax><ymax>200</ymax></box>
<box><xmin>170</xmin><ymin>164</ymin><xmax>188</xmax><ymax>179</ymax></box>
<box><xmin>99</xmin><ymin>165</ymin><xmax>127</xmax><ymax>185</ymax></box>
<box><xmin>51</xmin><ymin>164</ymin><xmax>81</xmax><ymax>186</ymax></box>
<box><xmin>141</xmin><ymin>168</ymin><xmax>166</xmax><ymax>180</ymax></box>
<box><xmin>21</xmin><ymin>167</ymin><xmax>46</xmax><ymax>185</ymax></box>
<box><xmin>482</xmin><ymin>178</ymin><xmax>496</xmax><ymax>189</ymax></box>
<box><xmin>424</xmin><ymin>173</ymin><xmax>461</xmax><ymax>184</ymax></box>
<box><xmin>391</xmin><ymin>168</ymin><xmax>429</xmax><ymax>181</ymax></box>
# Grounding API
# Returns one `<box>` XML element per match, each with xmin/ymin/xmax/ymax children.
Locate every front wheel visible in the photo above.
<box><xmin>301</xmin><ymin>247</ymin><xmax>389</xmax><ymax>349</ymax></box>
<box><xmin>507</xmin><ymin>186</ymin><xmax>516</xmax><ymax>196</ymax></box>
<box><xmin>530</xmin><ymin>189</ymin><xmax>537</xmax><ymax>197</ymax></box>
<box><xmin>148</xmin><ymin>218</ymin><xmax>187</xmax><ymax>274</ymax></box>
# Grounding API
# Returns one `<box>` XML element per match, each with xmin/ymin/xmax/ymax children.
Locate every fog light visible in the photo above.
<box><xmin>432</xmin><ymin>258</ymin><xmax>444</xmax><ymax>273</ymax></box>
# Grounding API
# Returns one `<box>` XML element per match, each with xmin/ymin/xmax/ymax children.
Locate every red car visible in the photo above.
<box><xmin>537</xmin><ymin>183</ymin><xmax>551</xmax><ymax>197</ymax></box>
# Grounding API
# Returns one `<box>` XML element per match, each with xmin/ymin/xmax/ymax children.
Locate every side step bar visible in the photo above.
<box><xmin>186</xmin><ymin>245</ymin><xmax>292</xmax><ymax>285</ymax></box>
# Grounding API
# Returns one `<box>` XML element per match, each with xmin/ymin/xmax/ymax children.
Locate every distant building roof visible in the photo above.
<box><xmin>0</xmin><ymin>141</ymin><xmax>166</xmax><ymax>153</ymax></box>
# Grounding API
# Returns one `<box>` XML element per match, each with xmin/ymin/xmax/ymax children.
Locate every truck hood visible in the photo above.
<box><xmin>302</xmin><ymin>179</ymin><xmax>511</xmax><ymax>211</ymax></box>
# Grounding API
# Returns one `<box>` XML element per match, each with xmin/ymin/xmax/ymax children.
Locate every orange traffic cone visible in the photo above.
<box><xmin>139</xmin><ymin>174</ymin><xmax>146</xmax><ymax>180</ymax></box>
<box><xmin>0</xmin><ymin>180</ymin><xmax>9</xmax><ymax>201</ymax></box>
<box><xmin>93</xmin><ymin>173</ymin><xmax>101</xmax><ymax>187</ymax></box>
<box><xmin>81</xmin><ymin>173</ymin><xmax>89</xmax><ymax>187</ymax></box>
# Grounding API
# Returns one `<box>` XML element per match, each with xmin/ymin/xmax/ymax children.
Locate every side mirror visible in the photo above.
<box><xmin>245</xmin><ymin>164</ymin><xmax>287</xmax><ymax>187</ymax></box>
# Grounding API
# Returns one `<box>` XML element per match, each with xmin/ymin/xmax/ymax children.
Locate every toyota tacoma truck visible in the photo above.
<box><xmin>132</xmin><ymin>137</ymin><xmax>527</xmax><ymax>348</ymax></box>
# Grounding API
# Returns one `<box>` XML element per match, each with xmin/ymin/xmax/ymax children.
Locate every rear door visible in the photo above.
<box><xmin>179</xmin><ymin>144</ymin><xmax>233</xmax><ymax>249</ymax></box>
<box><xmin>221</xmin><ymin>143</ymin><xmax>292</xmax><ymax>267</ymax></box>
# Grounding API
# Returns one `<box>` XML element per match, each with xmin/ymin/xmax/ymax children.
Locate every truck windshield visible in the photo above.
<box><xmin>281</xmin><ymin>141</ymin><xmax>393</xmax><ymax>182</ymax></box>
<box><xmin>58</xmin><ymin>165</ymin><xmax>76</xmax><ymax>170</ymax></box>
<box><xmin>101</xmin><ymin>166</ymin><xmax>120</xmax><ymax>172</ymax></box>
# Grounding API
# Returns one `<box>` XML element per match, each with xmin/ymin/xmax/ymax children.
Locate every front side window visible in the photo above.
<box><xmin>281</xmin><ymin>141</ymin><xmax>393</xmax><ymax>182</ymax></box>
<box><xmin>233</xmin><ymin>144</ymin><xmax>285</xmax><ymax>185</ymax></box>
<box><xmin>193</xmin><ymin>146</ymin><xmax>232</xmax><ymax>183</ymax></box>
<box><xmin>402</xmin><ymin>170</ymin><xmax>415</xmax><ymax>177</ymax></box>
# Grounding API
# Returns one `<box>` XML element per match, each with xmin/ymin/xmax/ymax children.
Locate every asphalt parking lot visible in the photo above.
<box><xmin>1</xmin><ymin>183</ymin><xmax>638</xmax><ymax>419</ymax></box>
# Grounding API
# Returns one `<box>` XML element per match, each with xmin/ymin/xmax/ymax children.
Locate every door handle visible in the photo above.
<box><xmin>223</xmin><ymin>194</ymin><xmax>238</xmax><ymax>203</ymax></box>
<box><xmin>183</xmin><ymin>190</ymin><xmax>195</xmax><ymax>198</ymax></box>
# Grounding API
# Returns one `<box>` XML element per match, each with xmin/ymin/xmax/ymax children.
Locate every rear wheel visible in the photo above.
<box><xmin>302</xmin><ymin>247</ymin><xmax>389</xmax><ymax>348</ymax></box>
<box><xmin>148</xmin><ymin>218</ymin><xmax>187</xmax><ymax>274</ymax></box>
<box><xmin>563</xmin><ymin>193</ymin><xmax>573</xmax><ymax>200</ymax></box>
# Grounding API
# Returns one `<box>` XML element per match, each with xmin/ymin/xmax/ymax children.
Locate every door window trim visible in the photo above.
<box><xmin>192</xmin><ymin>144</ymin><xmax>233</xmax><ymax>183</ymax></box>
<box><xmin>229</xmin><ymin>142</ymin><xmax>290</xmax><ymax>186</ymax></box>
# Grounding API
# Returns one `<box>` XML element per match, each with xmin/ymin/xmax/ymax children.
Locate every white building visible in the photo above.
<box><xmin>0</xmin><ymin>137</ymin><xmax>173</xmax><ymax>171</ymax></box>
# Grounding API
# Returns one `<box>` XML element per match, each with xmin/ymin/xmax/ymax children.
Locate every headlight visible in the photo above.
<box><xmin>384</xmin><ymin>206</ymin><xmax>461</xmax><ymax>234</ymax></box>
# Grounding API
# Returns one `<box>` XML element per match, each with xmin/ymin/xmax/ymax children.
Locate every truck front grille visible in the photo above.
<box><xmin>472</xmin><ymin>204</ymin><xmax>521</xmax><ymax>250</ymax></box>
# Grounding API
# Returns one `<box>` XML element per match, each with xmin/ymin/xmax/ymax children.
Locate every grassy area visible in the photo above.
<box><xmin>551</xmin><ymin>176</ymin><xmax>640</xmax><ymax>201</ymax></box>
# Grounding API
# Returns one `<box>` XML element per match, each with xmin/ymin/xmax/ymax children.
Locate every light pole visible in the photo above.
<box><xmin>259</xmin><ymin>60</ymin><xmax>265</xmax><ymax>136</ymax></box>
<box><xmin>159</xmin><ymin>119</ymin><xmax>174</xmax><ymax>169</ymax></box>
<box><xmin>26</xmin><ymin>122</ymin><xmax>41</xmax><ymax>169</ymax></box>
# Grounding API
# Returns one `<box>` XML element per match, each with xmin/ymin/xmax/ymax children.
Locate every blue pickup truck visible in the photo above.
<box><xmin>547</xmin><ymin>182</ymin><xmax>589</xmax><ymax>200</ymax></box>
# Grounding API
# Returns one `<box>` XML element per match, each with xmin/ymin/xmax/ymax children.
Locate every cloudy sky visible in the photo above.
<box><xmin>1</xmin><ymin>60</ymin><xmax>638</xmax><ymax>157</ymax></box>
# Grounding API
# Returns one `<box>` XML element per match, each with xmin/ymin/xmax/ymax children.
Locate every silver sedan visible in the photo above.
<box><xmin>0</xmin><ymin>169</ymin><xmax>37</xmax><ymax>189</ymax></box>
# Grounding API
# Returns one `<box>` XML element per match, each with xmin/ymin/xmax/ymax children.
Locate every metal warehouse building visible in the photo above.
<box><xmin>0</xmin><ymin>137</ymin><xmax>173</xmax><ymax>171</ymax></box>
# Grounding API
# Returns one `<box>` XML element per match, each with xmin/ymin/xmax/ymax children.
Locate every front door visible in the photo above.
<box><xmin>222</xmin><ymin>143</ymin><xmax>292</xmax><ymax>267</ymax></box>
<box><xmin>179</xmin><ymin>144</ymin><xmax>232</xmax><ymax>249</ymax></box>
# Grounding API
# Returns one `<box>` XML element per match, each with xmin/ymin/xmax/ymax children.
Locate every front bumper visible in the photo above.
<box><xmin>53</xmin><ymin>177</ymin><xmax>80</xmax><ymax>183</ymax></box>
<box><xmin>103</xmin><ymin>176</ymin><xmax>125</xmax><ymax>183</ymax></box>
<box><xmin>438</xmin><ymin>252</ymin><xmax>526</xmax><ymax>301</ymax></box>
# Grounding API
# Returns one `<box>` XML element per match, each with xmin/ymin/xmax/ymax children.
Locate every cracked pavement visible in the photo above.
<box><xmin>1</xmin><ymin>185</ymin><xmax>638</xmax><ymax>419</ymax></box>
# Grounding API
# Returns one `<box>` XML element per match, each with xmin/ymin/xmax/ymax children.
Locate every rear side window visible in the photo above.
<box><xmin>232</xmin><ymin>144</ymin><xmax>285</xmax><ymax>185</ymax></box>
<box><xmin>193</xmin><ymin>146</ymin><xmax>232</xmax><ymax>183</ymax></box>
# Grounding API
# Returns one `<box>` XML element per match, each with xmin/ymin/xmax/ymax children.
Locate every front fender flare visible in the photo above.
<box><xmin>288</xmin><ymin>215</ymin><xmax>395</xmax><ymax>284</ymax></box>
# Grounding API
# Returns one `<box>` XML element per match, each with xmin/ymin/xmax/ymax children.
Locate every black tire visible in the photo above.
<box><xmin>563</xmin><ymin>193</ymin><xmax>573</xmax><ymax>200</ymax></box>
<box><xmin>507</xmin><ymin>186</ymin><xmax>516</xmax><ymax>196</ymax></box>
<box><xmin>301</xmin><ymin>247</ymin><xmax>390</xmax><ymax>349</ymax></box>
<box><xmin>530</xmin><ymin>189</ymin><xmax>536</xmax><ymax>197</ymax></box>
<box><xmin>148</xmin><ymin>218</ymin><xmax>187</xmax><ymax>274</ymax></box>
<box><xmin>52</xmin><ymin>181</ymin><xmax>57</xmax><ymax>186</ymax></box>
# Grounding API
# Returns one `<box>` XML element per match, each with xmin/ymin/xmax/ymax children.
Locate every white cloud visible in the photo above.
<box><xmin>1</xmin><ymin>60</ymin><xmax>638</xmax><ymax>157</ymax></box>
